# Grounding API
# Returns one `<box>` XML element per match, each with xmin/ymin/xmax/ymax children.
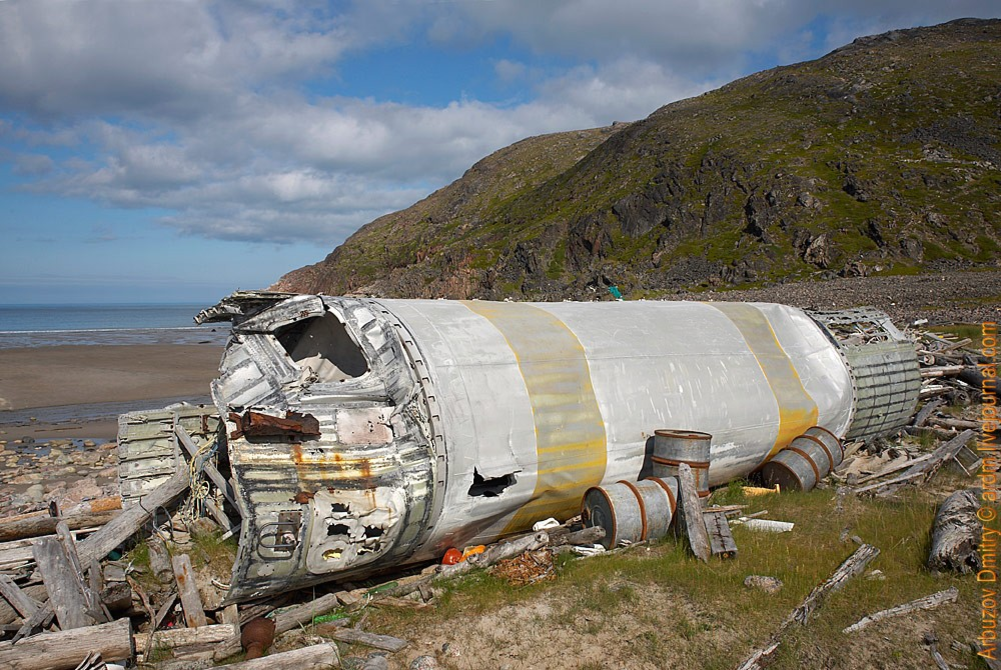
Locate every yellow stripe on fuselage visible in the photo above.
<box><xmin>462</xmin><ymin>301</ymin><xmax>607</xmax><ymax>532</ymax></box>
<box><xmin>709</xmin><ymin>303</ymin><xmax>818</xmax><ymax>460</ymax></box>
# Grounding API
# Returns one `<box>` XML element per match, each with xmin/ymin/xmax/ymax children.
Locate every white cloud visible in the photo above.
<box><xmin>1</xmin><ymin>0</ymin><xmax>998</xmax><ymax>253</ymax></box>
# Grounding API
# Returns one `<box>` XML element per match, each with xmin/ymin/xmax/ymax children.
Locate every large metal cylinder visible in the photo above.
<box><xmin>191</xmin><ymin>292</ymin><xmax>920</xmax><ymax>601</ymax></box>
<box><xmin>582</xmin><ymin>478</ymin><xmax>677</xmax><ymax>549</ymax></box>
<box><xmin>651</xmin><ymin>429</ymin><xmax>711</xmax><ymax>497</ymax></box>
<box><xmin>760</xmin><ymin>426</ymin><xmax>844</xmax><ymax>492</ymax></box>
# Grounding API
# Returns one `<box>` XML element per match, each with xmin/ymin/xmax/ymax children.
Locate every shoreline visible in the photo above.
<box><xmin>0</xmin><ymin>343</ymin><xmax>223</xmax><ymax>440</ymax></box>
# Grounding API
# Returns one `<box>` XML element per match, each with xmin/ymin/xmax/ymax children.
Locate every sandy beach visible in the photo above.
<box><xmin>0</xmin><ymin>343</ymin><xmax>224</xmax><ymax>439</ymax></box>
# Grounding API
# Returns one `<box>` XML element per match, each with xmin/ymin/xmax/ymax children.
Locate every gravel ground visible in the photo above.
<box><xmin>675</xmin><ymin>268</ymin><xmax>1001</xmax><ymax>326</ymax></box>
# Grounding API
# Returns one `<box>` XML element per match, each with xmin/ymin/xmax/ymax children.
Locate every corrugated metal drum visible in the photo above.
<box><xmin>652</xmin><ymin>429</ymin><xmax>712</xmax><ymax>497</ymax></box>
<box><xmin>581</xmin><ymin>478</ymin><xmax>678</xmax><ymax>549</ymax></box>
<box><xmin>803</xmin><ymin>426</ymin><xmax>843</xmax><ymax>469</ymax></box>
<box><xmin>760</xmin><ymin>426</ymin><xmax>843</xmax><ymax>492</ymax></box>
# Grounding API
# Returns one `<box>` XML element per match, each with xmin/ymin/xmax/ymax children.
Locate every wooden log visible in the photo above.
<box><xmin>0</xmin><ymin>574</ymin><xmax>40</xmax><ymax>619</ymax></box>
<box><xmin>175</xmin><ymin>425</ymin><xmax>238</xmax><ymax>511</ymax></box>
<box><xmin>928</xmin><ymin>489</ymin><xmax>981</xmax><ymax>574</ymax></box>
<box><xmin>677</xmin><ymin>463</ymin><xmax>711</xmax><ymax>562</ymax></box>
<box><xmin>920</xmin><ymin>365</ymin><xmax>964</xmax><ymax>378</ymax></box>
<box><xmin>33</xmin><ymin>535</ymin><xmax>96</xmax><ymax>630</ymax></box>
<box><xmin>904</xmin><ymin>425</ymin><xmax>957</xmax><ymax>441</ymax></box>
<box><xmin>326</xmin><ymin>627</ymin><xmax>408</xmax><ymax>652</ymax></box>
<box><xmin>928</xmin><ymin>417</ymin><xmax>980</xmax><ymax>431</ymax></box>
<box><xmin>0</xmin><ymin>616</ymin><xmax>133</xmax><ymax>670</ymax></box>
<box><xmin>550</xmin><ymin>526</ymin><xmax>605</xmax><ymax>547</ymax></box>
<box><xmin>146</xmin><ymin>534</ymin><xmax>174</xmax><ymax>583</ymax></box>
<box><xmin>172</xmin><ymin>554</ymin><xmax>208</xmax><ymax>628</ymax></box>
<box><xmin>135</xmin><ymin>623</ymin><xmax>237</xmax><ymax>650</ymax></box>
<box><xmin>437</xmin><ymin>532</ymin><xmax>550</xmax><ymax>580</ymax></box>
<box><xmin>862</xmin><ymin>430</ymin><xmax>976</xmax><ymax>497</ymax></box>
<box><xmin>76</xmin><ymin>469</ymin><xmax>188</xmax><ymax>567</ymax></box>
<box><xmin>785</xmin><ymin>544</ymin><xmax>880</xmax><ymax>626</ymax></box>
<box><xmin>735</xmin><ymin>544</ymin><xmax>880</xmax><ymax>669</ymax></box>
<box><xmin>214</xmin><ymin>641</ymin><xmax>339</xmax><ymax>670</ymax></box>
<box><xmin>842</xmin><ymin>587</ymin><xmax>959</xmax><ymax>633</ymax></box>
<box><xmin>214</xmin><ymin>592</ymin><xmax>342</xmax><ymax>661</ymax></box>
<box><xmin>912</xmin><ymin>399</ymin><xmax>944</xmax><ymax>427</ymax></box>
<box><xmin>703</xmin><ymin>510</ymin><xmax>737</xmax><ymax>559</ymax></box>
<box><xmin>0</xmin><ymin>511</ymin><xmax>120</xmax><ymax>544</ymax></box>
<box><xmin>51</xmin><ymin>496</ymin><xmax>122</xmax><ymax>518</ymax></box>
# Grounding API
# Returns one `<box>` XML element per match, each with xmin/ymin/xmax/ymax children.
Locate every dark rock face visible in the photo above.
<box><xmin>274</xmin><ymin>19</ymin><xmax>1001</xmax><ymax>300</ymax></box>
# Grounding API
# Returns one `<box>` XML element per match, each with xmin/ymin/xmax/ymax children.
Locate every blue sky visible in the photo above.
<box><xmin>0</xmin><ymin>1</ymin><xmax>997</xmax><ymax>304</ymax></box>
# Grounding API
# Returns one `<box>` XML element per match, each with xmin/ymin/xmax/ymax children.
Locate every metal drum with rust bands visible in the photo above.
<box><xmin>651</xmin><ymin>429</ymin><xmax>712</xmax><ymax>498</ymax></box>
<box><xmin>760</xmin><ymin>426</ymin><xmax>843</xmax><ymax>492</ymax></box>
<box><xmin>581</xmin><ymin>477</ymin><xmax>679</xmax><ymax>549</ymax></box>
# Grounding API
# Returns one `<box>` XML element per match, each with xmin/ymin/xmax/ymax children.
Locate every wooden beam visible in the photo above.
<box><xmin>172</xmin><ymin>553</ymin><xmax>207</xmax><ymax>628</ymax></box>
<box><xmin>0</xmin><ymin>574</ymin><xmax>40</xmax><ymax>619</ymax></box>
<box><xmin>325</xmin><ymin>627</ymin><xmax>408</xmax><ymax>652</ymax></box>
<box><xmin>0</xmin><ymin>617</ymin><xmax>132</xmax><ymax>670</ymax></box>
<box><xmin>214</xmin><ymin>641</ymin><xmax>339</xmax><ymax>670</ymax></box>
<box><xmin>75</xmin><ymin>469</ymin><xmax>188</xmax><ymax>567</ymax></box>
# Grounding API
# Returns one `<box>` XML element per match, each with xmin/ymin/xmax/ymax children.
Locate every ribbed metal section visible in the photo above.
<box><xmin>807</xmin><ymin>308</ymin><xmax>921</xmax><ymax>442</ymax></box>
<box><xmin>841</xmin><ymin>341</ymin><xmax>922</xmax><ymax>440</ymax></box>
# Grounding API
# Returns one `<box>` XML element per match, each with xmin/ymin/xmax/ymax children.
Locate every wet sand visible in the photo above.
<box><xmin>0</xmin><ymin>344</ymin><xmax>223</xmax><ymax>440</ymax></box>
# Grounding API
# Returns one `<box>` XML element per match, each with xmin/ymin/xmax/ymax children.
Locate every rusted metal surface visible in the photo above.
<box><xmin>175</xmin><ymin>293</ymin><xmax>921</xmax><ymax>601</ymax></box>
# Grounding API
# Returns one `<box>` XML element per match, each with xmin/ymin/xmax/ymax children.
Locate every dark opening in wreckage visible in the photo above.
<box><xmin>117</xmin><ymin>291</ymin><xmax>919</xmax><ymax>602</ymax></box>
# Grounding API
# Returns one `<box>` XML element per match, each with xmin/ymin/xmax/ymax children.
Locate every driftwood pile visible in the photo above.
<box><xmin>0</xmin><ymin>461</ymin><xmax>611</xmax><ymax>670</ymax></box>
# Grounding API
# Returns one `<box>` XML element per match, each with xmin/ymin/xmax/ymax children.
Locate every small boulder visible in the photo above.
<box><xmin>743</xmin><ymin>575</ymin><xmax>783</xmax><ymax>594</ymax></box>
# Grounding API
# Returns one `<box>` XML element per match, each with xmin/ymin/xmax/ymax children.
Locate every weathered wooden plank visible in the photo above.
<box><xmin>326</xmin><ymin>627</ymin><xmax>409</xmax><ymax>652</ymax></box>
<box><xmin>172</xmin><ymin>553</ymin><xmax>207</xmax><ymax>628</ymax></box>
<box><xmin>215</xmin><ymin>641</ymin><xmax>339</xmax><ymax>670</ymax></box>
<box><xmin>135</xmin><ymin>622</ymin><xmax>237</xmax><ymax>650</ymax></box>
<box><xmin>0</xmin><ymin>617</ymin><xmax>132</xmax><ymax>670</ymax></box>
<box><xmin>842</xmin><ymin>587</ymin><xmax>959</xmax><ymax>634</ymax></box>
<box><xmin>32</xmin><ymin>536</ymin><xmax>95</xmax><ymax>630</ymax></box>
<box><xmin>0</xmin><ymin>574</ymin><xmax>40</xmax><ymax>619</ymax></box>
<box><xmin>703</xmin><ymin>510</ymin><xmax>738</xmax><ymax>559</ymax></box>
<box><xmin>677</xmin><ymin>463</ymin><xmax>711</xmax><ymax>562</ymax></box>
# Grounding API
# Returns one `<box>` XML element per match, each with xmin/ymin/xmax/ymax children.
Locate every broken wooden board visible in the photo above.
<box><xmin>703</xmin><ymin>510</ymin><xmax>738</xmax><ymax>559</ymax></box>
<box><xmin>172</xmin><ymin>553</ymin><xmax>208</xmax><ymax>628</ymax></box>
<box><xmin>325</xmin><ymin>627</ymin><xmax>409</xmax><ymax>652</ymax></box>
<box><xmin>677</xmin><ymin>463</ymin><xmax>711</xmax><ymax>562</ymax></box>
<box><xmin>0</xmin><ymin>617</ymin><xmax>132</xmax><ymax>670</ymax></box>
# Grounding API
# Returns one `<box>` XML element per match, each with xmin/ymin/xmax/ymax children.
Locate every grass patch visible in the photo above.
<box><xmin>363</xmin><ymin>487</ymin><xmax>977</xmax><ymax>669</ymax></box>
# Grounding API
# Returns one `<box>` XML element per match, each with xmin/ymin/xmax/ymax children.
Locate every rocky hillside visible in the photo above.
<box><xmin>274</xmin><ymin>19</ymin><xmax>1001</xmax><ymax>300</ymax></box>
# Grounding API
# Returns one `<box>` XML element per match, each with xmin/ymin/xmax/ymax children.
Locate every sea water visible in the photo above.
<box><xmin>0</xmin><ymin>303</ymin><xmax>229</xmax><ymax>349</ymax></box>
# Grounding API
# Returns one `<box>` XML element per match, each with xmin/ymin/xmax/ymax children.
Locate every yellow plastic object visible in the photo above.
<box><xmin>742</xmin><ymin>484</ymin><xmax>781</xmax><ymax>496</ymax></box>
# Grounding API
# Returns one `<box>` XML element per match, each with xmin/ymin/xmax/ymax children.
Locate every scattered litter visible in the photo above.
<box><xmin>741</xmin><ymin>519</ymin><xmax>794</xmax><ymax>533</ymax></box>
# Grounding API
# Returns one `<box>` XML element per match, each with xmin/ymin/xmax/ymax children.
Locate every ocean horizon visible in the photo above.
<box><xmin>0</xmin><ymin>303</ymin><xmax>229</xmax><ymax>348</ymax></box>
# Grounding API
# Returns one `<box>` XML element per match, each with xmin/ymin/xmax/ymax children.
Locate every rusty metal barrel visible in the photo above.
<box><xmin>760</xmin><ymin>426</ymin><xmax>844</xmax><ymax>492</ymax></box>
<box><xmin>581</xmin><ymin>477</ymin><xmax>678</xmax><ymax>549</ymax></box>
<box><xmin>651</xmin><ymin>429</ymin><xmax>712</xmax><ymax>498</ymax></box>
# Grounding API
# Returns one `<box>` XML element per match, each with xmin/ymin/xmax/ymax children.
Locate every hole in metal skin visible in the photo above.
<box><xmin>467</xmin><ymin>469</ymin><xmax>517</xmax><ymax>497</ymax></box>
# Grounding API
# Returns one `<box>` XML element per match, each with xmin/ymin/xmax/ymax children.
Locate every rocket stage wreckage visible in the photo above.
<box><xmin>126</xmin><ymin>292</ymin><xmax>921</xmax><ymax>602</ymax></box>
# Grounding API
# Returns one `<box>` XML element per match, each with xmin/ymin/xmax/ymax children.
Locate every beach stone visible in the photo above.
<box><xmin>25</xmin><ymin>484</ymin><xmax>46</xmax><ymax>503</ymax></box>
<box><xmin>53</xmin><ymin>453</ymin><xmax>72</xmax><ymax>466</ymax></box>
<box><xmin>410</xmin><ymin>656</ymin><xmax>441</xmax><ymax>670</ymax></box>
<box><xmin>83</xmin><ymin>440</ymin><xmax>96</xmax><ymax>448</ymax></box>
<box><xmin>11</xmin><ymin>472</ymin><xmax>43</xmax><ymax>485</ymax></box>
<box><xmin>744</xmin><ymin>575</ymin><xmax>783</xmax><ymax>594</ymax></box>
